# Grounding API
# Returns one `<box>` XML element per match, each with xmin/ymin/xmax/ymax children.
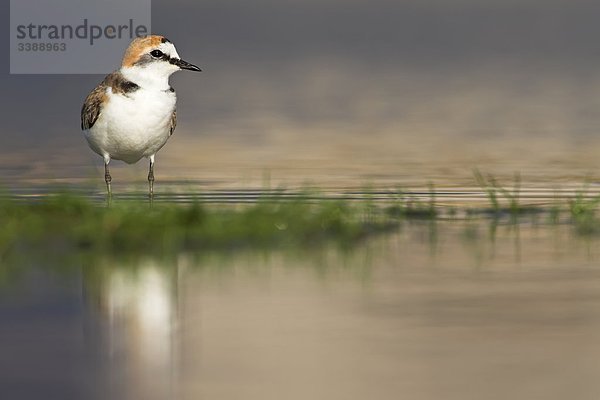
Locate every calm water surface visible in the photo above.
<box><xmin>3</xmin><ymin>213</ymin><xmax>600</xmax><ymax>400</ymax></box>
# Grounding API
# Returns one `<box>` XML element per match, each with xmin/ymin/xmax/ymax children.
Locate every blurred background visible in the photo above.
<box><xmin>3</xmin><ymin>0</ymin><xmax>600</xmax><ymax>187</ymax></box>
<box><xmin>6</xmin><ymin>3</ymin><xmax>600</xmax><ymax>400</ymax></box>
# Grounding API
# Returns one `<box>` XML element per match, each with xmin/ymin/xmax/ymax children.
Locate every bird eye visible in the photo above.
<box><xmin>150</xmin><ymin>50</ymin><xmax>164</xmax><ymax>58</ymax></box>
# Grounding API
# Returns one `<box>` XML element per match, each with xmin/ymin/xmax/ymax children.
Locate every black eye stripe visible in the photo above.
<box><xmin>148</xmin><ymin>49</ymin><xmax>174</xmax><ymax>64</ymax></box>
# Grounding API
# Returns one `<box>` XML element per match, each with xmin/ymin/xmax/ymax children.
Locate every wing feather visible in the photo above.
<box><xmin>81</xmin><ymin>82</ymin><xmax>107</xmax><ymax>130</ymax></box>
<box><xmin>169</xmin><ymin>109</ymin><xmax>177</xmax><ymax>136</ymax></box>
<box><xmin>81</xmin><ymin>71</ymin><xmax>139</xmax><ymax>131</ymax></box>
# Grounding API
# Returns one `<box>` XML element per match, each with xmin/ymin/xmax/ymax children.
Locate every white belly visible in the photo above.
<box><xmin>85</xmin><ymin>88</ymin><xmax>176</xmax><ymax>164</ymax></box>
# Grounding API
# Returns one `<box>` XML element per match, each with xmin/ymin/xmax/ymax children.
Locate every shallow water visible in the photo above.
<box><xmin>3</xmin><ymin>93</ymin><xmax>600</xmax><ymax>399</ymax></box>
<box><xmin>3</xmin><ymin>214</ymin><xmax>600</xmax><ymax>399</ymax></box>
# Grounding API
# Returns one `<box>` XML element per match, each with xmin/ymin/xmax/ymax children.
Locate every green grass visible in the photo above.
<box><xmin>6</xmin><ymin>176</ymin><xmax>600</xmax><ymax>289</ymax></box>
<box><xmin>472</xmin><ymin>169</ymin><xmax>541</xmax><ymax>217</ymax></box>
<box><xmin>567</xmin><ymin>184</ymin><xmax>600</xmax><ymax>235</ymax></box>
<box><xmin>5</xmin><ymin>170</ymin><xmax>600</xmax><ymax>264</ymax></box>
<box><xmin>0</xmin><ymin>193</ymin><xmax>397</xmax><ymax>258</ymax></box>
<box><xmin>385</xmin><ymin>183</ymin><xmax>438</xmax><ymax>219</ymax></box>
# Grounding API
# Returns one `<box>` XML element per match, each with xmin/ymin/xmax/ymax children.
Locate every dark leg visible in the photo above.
<box><xmin>104</xmin><ymin>161</ymin><xmax>112</xmax><ymax>197</ymax></box>
<box><xmin>148</xmin><ymin>158</ymin><xmax>155</xmax><ymax>198</ymax></box>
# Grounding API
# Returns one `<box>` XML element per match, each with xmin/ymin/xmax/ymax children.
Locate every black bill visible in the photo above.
<box><xmin>171</xmin><ymin>58</ymin><xmax>202</xmax><ymax>72</ymax></box>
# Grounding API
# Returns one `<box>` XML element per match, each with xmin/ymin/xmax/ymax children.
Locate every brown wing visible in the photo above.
<box><xmin>169</xmin><ymin>109</ymin><xmax>177</xmax><ymax>136</ymax></box>
<box><xmin>81</xmin><ymin>82</ymin><xmax>107</xmax><ymax>130</ymax></box>
<box><xmin>81</xmin><ymin>71</ymin><xmax>139</xmax><ymax>131</ymax></box>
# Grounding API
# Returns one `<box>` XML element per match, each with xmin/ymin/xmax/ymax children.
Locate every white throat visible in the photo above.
<box><xmin>120</xmin><ymin>65</ymin><xmax>174</xmax><ymax>91</ymax></box>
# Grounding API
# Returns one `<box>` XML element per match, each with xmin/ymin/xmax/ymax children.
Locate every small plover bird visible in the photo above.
<box><xmin>81</xmin><ymin>35</ymin><xmax>201</xmax><ymax>197</ymax></box>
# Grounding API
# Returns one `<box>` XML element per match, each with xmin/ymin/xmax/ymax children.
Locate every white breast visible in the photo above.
<box><xmin>86</xmin><ymin>87</ymin><xmax>176</xmax><ymax>164</ymax></box>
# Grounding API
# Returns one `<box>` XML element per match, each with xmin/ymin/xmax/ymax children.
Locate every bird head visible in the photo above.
<box><xmin>120</xmin><ymin>35</ymin><xmax>201</xmax><ymax>87</ymax></box>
